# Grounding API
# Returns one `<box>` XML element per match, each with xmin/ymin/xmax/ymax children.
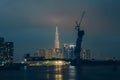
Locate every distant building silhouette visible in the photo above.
<box><xmin>0</xmin><ymin>37</ymin><xmax>14</xmax><ymax>63</ymax></box>
<box><xmin>0</xmin><ymin>37</ymin><xmax>5</xmax><ymax>62</ymax></box>
<box><xmin>80</xmin><ymin>49</ymin><xmax>91</xmax><ymax>60</ymax></box>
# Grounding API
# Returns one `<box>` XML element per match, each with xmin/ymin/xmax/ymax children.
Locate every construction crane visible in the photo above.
<box><xmin>74</xmin><ymin>11</ymin><xmax>85</xmax><ymax>60</ymax></box>
<box><xmin>75</xmin><ymin>11</ymin><xmax>85</xmax><ymax>30</ymax></box>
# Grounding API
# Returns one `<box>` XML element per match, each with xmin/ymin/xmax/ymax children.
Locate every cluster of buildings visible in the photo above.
<box><xmin>0</xmin><ymin>27</ymin><xmax>91</xmax><ymax>64</ymax></box>
<box><xmin>63</xmin><ymin>44</ymin><xmax>91</xmax><ymax>60</ymax></box>
<box><xmin>0</xmin><ymin>37</ymin><xmax>14</xmax><ymax>63</ymax></box>
<box><xmin>25</xmin><ymin>27</ymin><xmax>91</xmax><ymax>61</ymax></box>
<box><xmin>34</xmin><ymin>48</ymin><xmax>63</xmax><ymax>59</ymax></box>
<box><xmin>33</xmin><ymin>45</ymin><xmax>91</xmax><ymax>60</ymax></box>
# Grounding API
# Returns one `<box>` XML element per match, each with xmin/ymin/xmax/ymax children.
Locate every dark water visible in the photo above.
<box><xmin>0</xmin><ymin>65</ymin><xmax>120</xmax><ymax>80</ymax></box>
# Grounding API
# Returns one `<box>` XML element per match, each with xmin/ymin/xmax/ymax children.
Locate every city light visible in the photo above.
<box><xmin>55</xmin><ymin>61</ymin><xmax>64</xmax><ymax>65</ymax></box>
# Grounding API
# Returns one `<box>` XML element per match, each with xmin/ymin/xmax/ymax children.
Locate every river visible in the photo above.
<box><xmin>0</xmin><ymin>65</ymin><xmax>119</xmax><ymax>80</ymax></box>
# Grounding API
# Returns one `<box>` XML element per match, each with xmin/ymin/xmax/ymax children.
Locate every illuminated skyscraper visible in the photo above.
<box><xmin>54</xmin><ymin>27</ymin><xmax>63</xmax><ymax>59</ymax></box>
<box><xmin>55</xmin><ymin>26</ymin><xmax>60</xmax><ymax>49</ymax></box>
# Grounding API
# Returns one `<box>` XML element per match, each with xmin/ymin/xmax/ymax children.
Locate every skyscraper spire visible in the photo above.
<box><xmin>55</xmin><ymin>26</ymin><xmax>60</xmax><ymax>49</ymax></box>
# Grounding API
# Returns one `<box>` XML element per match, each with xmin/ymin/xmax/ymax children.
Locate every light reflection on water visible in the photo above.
<box><xmin>46</xmin><ymin>65</ymin><xmax>63</xmax><ymax>80</ymax></box>
<box><xmin>68</xmin><ymin>66</ymin><xmax>76</xmax><ymax>80</ymax></box>
<box><xmin>0</xmin><ymin>65</ymin><xmax>120</xmax><ymax>80</ymax></box>
<box><xmin>54</xmin><ymin>65</ymin><xmax>63</xmax><ymax>80</ymax></box>
<box><xmin>55</xmin><ymin>74</ymin><xmax>62</xmax><ymax>80</ymax></box>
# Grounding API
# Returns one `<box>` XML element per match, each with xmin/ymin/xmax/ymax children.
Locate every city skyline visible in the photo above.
<box><xmin>0</xmin><ymin>0</ymin><xmax>120</xmax><ymax>61</ymax></box>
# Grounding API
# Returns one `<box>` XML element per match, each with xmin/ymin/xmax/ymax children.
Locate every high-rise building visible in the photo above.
<box><xmin>69</xmin><ymin>45</ymin><xmax>76</xmax><ymax>59</ymax></box>
<box><xmin>4</xmin><ymin>42</ymin><xmax>14</xmax><ymax>62</ymax></box>
<box><xmin>63</xmin><ymin>44</ymin><xmax>91</xmax><ymax>60</ymax></box>
<box><xmin>35</xmin><ymin>48</ymin><xmax>56</xmax><ymax>59</ymax></box>
<box><xmin>54</xmin><ymin>48</ymin><xmax>63</xmax><ymax>59</ymax></box>
<box><xmin>48</xmin><ymin>49</ymin><xmax>55</xmax><ymax>59</ymax></box>
<box><xmin>55</xmin><ymin>26</ymin><xmax>60</xmax><ymax>49</ymax></box>
<box><xmin>36</xmin><ymin>49</ymin><xmax>46</xmax><ymax>58</ymax></box>
<box><xmin>44</xmin><ymin>49</ymin><xmax>53</xmax><ymax>59</ymax></box>
<box><xmin>63</xmin><ymin>44</ymin><xmax>69</xmax><ymax>59</ymax></box>
<box><xmin>0</xmin><ymin>37</ymin><xmax>14</xmax><ymax>63</ymax></box>
<box><xmin>80</xmin><ymin>49</ymin><xmax>91</xmax><ymax>60</ymax></box>
<box><xmin>35</xmin><ymin>27</ymin><xmax>62</xmax><ymax>59</ymax></box>
<box><xmin>54</xmin><ymin>27</ymin><xmax>63</xmax><ymax>59</ymax></box>
<box><xmin>0</xmin><ymin>37</ymin><xmax>4</xmax><ymax>43</ymax></box>
<box><xmin>63</xmin><ymin>44</ymin><xmax>76</xmax><ymax>59</ymax></box>
<box><xmin>0</xmin><ymin>37</ymin><xmax>5</xmax><ymax>61</ymax></box>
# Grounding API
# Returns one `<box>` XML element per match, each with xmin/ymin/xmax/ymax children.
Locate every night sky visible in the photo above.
<box><xmin>0</xmin><ymin>0</ymin><xmax>120</xmax><ymax>61</ymax></box>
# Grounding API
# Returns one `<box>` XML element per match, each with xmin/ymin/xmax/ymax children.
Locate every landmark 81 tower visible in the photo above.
<box><xmin>55</xmin><ymin>26</ymin><xmax>60</xmax><ymax>49</ymax></box>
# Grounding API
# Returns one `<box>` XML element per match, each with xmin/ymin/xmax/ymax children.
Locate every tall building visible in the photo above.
<box><xmin>63</xmin><ymin>44</ymin><xmax>76</xmax><ymax>59</ymax></box>
<box><xmin>80</xmin><ymin>49</ymin><xmax>91</xmax><ymax>60</ymax></box>
<box><xmin>54</xmin><ymin>48</ymin><xmax>63</xmax><ymax>59</ymax></box>
<box><xmin>48</xmin><ymin>49</ymin><xmax>55</xmax><ymax>59</ymax></box>
<box><xmin>0</xmin><ymin>37</ymin><xmax>5</xmax><ymax>61</ymax></box>
<box><xmin>55</xmin><ymin>26</ymin><xmax>60</xmax><ymax>49</ymax></box>
<box><xmin>54</xmin><ymin>27</ymin><xmax>64</xmax><ymax>58</ymax></box>
<box><xmin>0</xmin><ymin>37</ymin><xmax>14</xmax><ymax>63</ymax></box>
<box><xmin>4</xmin><ymin>42</ymin><xmax>14</xmax><ymax>62</ymax></box>
<box><xmin>63</xmin><ymin>44</ymin><xmax>91</xmax><ymax>60</ymax></box>
<box><xmin>69</xmin><ymin>45</ymin><xmax>76</xmax><ymax>59</ymax></box>
<box><xmin>35</xmin><ymin>48</ymin><xmax>55</xmax><ymax>59</ymax></box>
<box><xmin>34</xmin><ymin>27</ymin><xmax>62</xmax><ymax>59</ymax></box>
<box><xmin>63</xmin><ymin>44</ymin><xmax>69</xmax><ymax>59</ymax></box>
<box><xmin>36</xmin><ymin>49</ymin><xmax>46</xmax><ymax>58</ymax></box>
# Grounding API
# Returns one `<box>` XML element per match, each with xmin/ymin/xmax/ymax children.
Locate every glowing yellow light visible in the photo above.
<box><xmin>55</xmin><ymin>74</ymin><xmax>62</xmax><ymax>80</ymax></box>
<box><xmin>55</xmin><ymin>60</ymin><xmax>64</xmax><ymax>65</ymax></box>
<box><xmin>58</xmin><ymin>61</ymin><xmax>62</xmax><ymax>64</ymax></box>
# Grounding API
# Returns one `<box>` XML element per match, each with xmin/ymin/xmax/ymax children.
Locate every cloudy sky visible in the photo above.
<box><xmin>0</xmin><ymin>0</ymin><xmax>120</xmax><ymax>61</ymax></box>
